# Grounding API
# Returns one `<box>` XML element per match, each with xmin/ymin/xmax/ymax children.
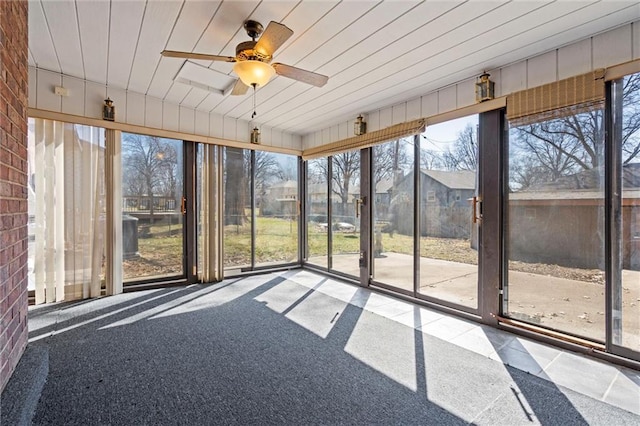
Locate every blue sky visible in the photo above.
<box><xmin>422</xmin><ymin>114</ymin><xmax>478</xmax><ymax>153</ymax></box>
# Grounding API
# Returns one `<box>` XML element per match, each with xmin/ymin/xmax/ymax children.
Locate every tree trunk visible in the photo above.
<box><xmin>225</xmin><ymin>147</ymin><xmax>246</xmax><ymax>226</ymax></box>
<box><xmin>146</xmin><ymin>175</ymin><xmax>155</xmax><ymax>221</ymax></box>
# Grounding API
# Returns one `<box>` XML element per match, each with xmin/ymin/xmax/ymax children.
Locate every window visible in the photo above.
<box><xmin>121</xmin><ymin>132</ymin><xmax>185</xmax><ymax>282</ymax></box>
<box><xmin>505</xmin><ymin>104</ymin><xmax>605</xmax><ymax>341</ymax></box>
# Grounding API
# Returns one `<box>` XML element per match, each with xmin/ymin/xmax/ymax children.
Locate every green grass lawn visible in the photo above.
<box><xmin>125</xmin><ymin>216</ymin><xmax>478</xmax><ymax>279</ymax></box>
<box><xmin>125</xmin><ymin>216</ymin><xmax>602</xmax><ymax>284</ymax></box>
<box><xmin>225</xmin><ymin>217</ymin><xmax>299</xmax><ymax>266</ymax></box>
<box><xmin>127</xmin><ymin>216</ymin><xmax>611</xmax><ymax>284</ymax></box>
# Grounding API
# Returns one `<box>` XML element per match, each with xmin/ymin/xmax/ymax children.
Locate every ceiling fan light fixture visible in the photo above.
<box><xmin>233</xmin><ymin>60</ymin><xmax>275</xmax><ymax>87</ymax></box>
<box><xmin>162</xmin><ymin>20</ymin><xmax>328</xmax><ymax>93</ymax></box>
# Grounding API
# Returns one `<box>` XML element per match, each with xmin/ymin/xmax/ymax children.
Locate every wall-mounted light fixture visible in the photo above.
<box><xmin>250</xmin><ymin>127</ymin><xmax>261</xmax><ymax>144</ymax></box>
<box><xmin>103</xmin><ymin>97</ymin><xmax>115</xmax><ymax>121</ymax></box>
<box><xmin>475</xmin><ymin>72</ymin><xmax>495</xmax><ymax>103</ymax></box>
<box><xmin>354</xmin><ymin>115</ymin><xmax>366</xmax><ymax>136</ymax></box>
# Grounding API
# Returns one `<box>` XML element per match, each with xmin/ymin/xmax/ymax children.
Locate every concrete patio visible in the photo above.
<box><xmin>309</xmin><ymin>253</ymin><xmax>640</xmax><ymax>351</ymax></box>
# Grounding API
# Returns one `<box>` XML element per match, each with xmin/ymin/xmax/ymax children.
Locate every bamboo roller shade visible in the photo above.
<box><xmin>507</xmin><ymin>69</ymin><xmax>605</xmax><ymax>124</ymax></box>
<box><xmin>302</xmin><ymin>118</ymin><xmax>425</xmax><ymax>159</ymax></box>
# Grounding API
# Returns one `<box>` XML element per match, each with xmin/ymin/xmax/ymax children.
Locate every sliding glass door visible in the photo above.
<box><xmin>121</xmin><ymin>133</ymin><xmax>186</xmax><ymax>283</ymax></box>
<box><xmin>298</xmin><ymin>77</ymin><xmax>638</xmax><ymax>364</ymax></box>
<box><xmin>306</xmin><ymin>116</ymin><xmax>484</xmax><ymax>309</ymax></box>
<box><xmin>610</xmin><ymin>72</ymin><xmax>640</xmax><ymax>357</ymax></box>
<box><xmin>418</xmin><ymin>116</ymin><xmax>479</xmax><ymax>309</ymax></box>
<box><xmin>224</xmin><ymin>148</ymin><xmax>300</xmax><ymax>274</ymax></box>
<box><xmin>223</xmin><ymin>147</ymin><xmax>252</xmax><ymax>272</ymax></box>
<box><xmin>366</xmin><ymin>115</ymin><xmax>481</xmax><ymax>313</ymax></box>
<box><xmin>255</xmin><ymin>153</ymin><xmax>299</xmax><ymax>268</ymax></box>
<box><xmin>306</xmin><ymin>158</ymin><xmax>330</xmax><ymax>268</ymax></box>
<box><xmin>372</xmin><ymin>138</ymin><xmax>415</xmax><ymax>292</ymax></box>
<box><xmin>330</xmin><ymin>151</ymin><xmax>361</xmax><ymax>277</ymax></box>
<box><xmin>504</xmin><ymin>106</ymin><xmax>606</xmax><ymax>342</ymax></box>
<box><xmin>305</xmin><ymin>152</ymin><xmax>361</xmax><ymax>280</ymax></box>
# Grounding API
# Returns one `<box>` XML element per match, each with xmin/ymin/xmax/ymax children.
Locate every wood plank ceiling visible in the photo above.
<box><xmin>28</xmin><ymin>0</ymin><xmax>640</xmax><ymax>135</ymax></box>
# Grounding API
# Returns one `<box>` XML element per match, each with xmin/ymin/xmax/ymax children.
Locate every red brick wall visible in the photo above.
<box><xmin>0</xmin><ymin>0</ymin><xmax>28</xmax><ymax>393</ymax></box>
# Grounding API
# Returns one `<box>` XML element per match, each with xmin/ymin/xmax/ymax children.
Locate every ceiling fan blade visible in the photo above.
<box><xmin>272</xmin><ymin>63</ymin><xmax>328</xmax><ymax>87</ymax></box>
<box><xmin>254</xmin><ymin>21</ymin><xmax>293</xmax><ymax>58</ymax></box>
<box><xmin>229</xmin><ymin>79</ymin><xmax>249</xmax><ymax>96</ymax></box>
<box><xmin>161</xmin><ymin>50</ymin><xmax>235</xmax><ymax>62</ymax></box>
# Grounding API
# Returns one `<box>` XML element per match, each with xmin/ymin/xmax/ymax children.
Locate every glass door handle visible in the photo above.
<box><xmin>356</xmin><ymin>197</ymin><xmax>366</xmax><ymax>218</ymax></box>
<box><xmin>181</xmin><ymin>197</ymin><xmax>187</xmax><ymax>215</ymax></box>
<box><xmin>472</xmin><ymin>196</ymin><xmax>482</xmax><ymax>224</ymax></box>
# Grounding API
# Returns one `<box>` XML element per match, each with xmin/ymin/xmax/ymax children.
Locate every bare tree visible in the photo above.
<box><xmin>514</xmin><ymin>111</ymin><xmax>602</xmax><ymax>174</ymax></box>
<box><xmin>619</xmin><ymin>74</ymin><xmax>640</xmax><ymax>164</ymax></box>
<box><xmin>246</xmin><ymin>150</ymin><xmax>285</xmax><ymax>197</ymax></box>
<box><xmin>511</xmin><ymin>73</ymin><xmax>640</xmax><ymax>186</ymax></box>
<box><xmin>307</xmin><ymin>157</ymin><xmax>328</xmax><ymax>185</ymax></box>
<box><xmin>420</xmin><ymin>125</ymin><xmax>478</xmax><ymax>172</ymax></box>
<box><xmin>513</xmin><ymin>122</ymin><xmax>586</xmax><ymax>186</ymax></box>
<box><xmin>441</xmin><ymin>124</ymin><xmax>478</xmax><ymax>171</ymax></box>
<box><xmin>509</xmin><ymin>155</ymin><xmax>550</xmax><ymax>191</ymax></box>
<box><xmin>122</xmin><ymin>134</ymin><xmax>178</xmax><ymax>218</ymax></box>
<box><xmin>280</xmin><ymin>158</ymin><xmax>298</xmax><ymax>181</ymax></box>
<box><xmin>309</xmin><ymin>152</ymin><xmax>360</xmax><ymax>217</ymax></box>
<box><xmin>244</xmin><ymin>150</ymin><xmax>285</xmax><ymax>216</ymax></box>
<box><xmin>419</xmin><ymin>146</ymin><xmax>446</xmax><ymax>170</ymax></box>
<box><xmin>373</xmin><ymin>139</ymin><xmax>411</xmax><ymax>185</ymax></box>
<box><xmin>332</xmin><ymin>151</ymin><xmax>360</xmax><ymax>217</ymax></box>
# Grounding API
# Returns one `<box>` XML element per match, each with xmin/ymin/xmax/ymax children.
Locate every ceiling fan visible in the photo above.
<box><xmin>161</xmin><ymin>20</ymin><xmax>329</xmax><ymax>96</ymax></box>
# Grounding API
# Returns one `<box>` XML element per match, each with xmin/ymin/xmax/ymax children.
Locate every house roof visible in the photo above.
<box><xmin>510</xmin><ymin>164</ymin><xmax>640</xmax><ymax>201</ymax></box>
<box><xmin>421</xmin><ymin>170</ymin><xmax>476</xmax><ymax>190</ymax></box>
<box><xmin>623</xmin><ymin>163</ymin><xmax>640</xmax><ymax>188</ymax></box>
<box><xmin>530</xmin><ymin>168</ymin><xmax>601</xmax><ymax>191</ymax></box>
<box><xmin>509</xmin><ymin>189</ymin><xmax>640</xmax><ymax>203</ymax></box>
<box><xmin>510</xmin><ymin>190</ymin><xmax>603</xmax><ymax>201</ymax></box>
<box><xmin>271</xmin><ymin>180</ymin><xmax>298</xmax><ymax>189</ymax></box>
<box><xmin>307</xmin><ymin>183</ymin><xmax>328</xmax><ymax>195</ymax></box>
<box><xmin>375</xmin><ymin>178</ymin><xmax>394</xmax><ymax>194</ymax></box>
<box><xmin>525</xmin><ymin>163</ymin><xmax>640</xmax><ymax>193</ymax></box>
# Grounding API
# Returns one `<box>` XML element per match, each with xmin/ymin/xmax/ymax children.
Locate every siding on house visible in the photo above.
<box><xmin>508</xmin><ymin>166</ymin><xmax>640</xmax><ymax>269</ymax></box>
<box><xmin>390</xmin><ymin>169</ymin><xmax>476</xmax><ymax>238</ymax></box>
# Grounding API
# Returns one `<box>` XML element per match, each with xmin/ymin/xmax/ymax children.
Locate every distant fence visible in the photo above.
<box><xmin>123</xmin><ymin>196</ymin><xmax>177</xmax><ymax>212</ymax></box>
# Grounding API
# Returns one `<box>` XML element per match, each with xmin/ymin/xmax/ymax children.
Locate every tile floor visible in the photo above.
<box><xmin>278</xmin><ymin>269</ymin><xmax>640</xmax><ymax>416</ymax></box>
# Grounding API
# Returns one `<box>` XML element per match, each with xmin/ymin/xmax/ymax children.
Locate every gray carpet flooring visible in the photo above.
<box><xmin>14</xmin><ymin>274</ymin><xmax>640</xmax><ymax>425</ymax></box>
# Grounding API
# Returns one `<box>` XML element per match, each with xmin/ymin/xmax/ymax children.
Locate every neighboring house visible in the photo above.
<box><xmin>509</xmin><ymin>164</ymin><xmax>640</xmax><ymax>270</ymax></box>
<box><xmin>391</xmin><ymin>169</ymin><xmax>476</xmax><ymax>239</ymax></box>
<box><xmin>306</xmin><ymin>182</ymin><xmax>359</xmax><ymax>223</ymax></box>
<box><xmin>262</xmin><ymin>180</ymin><xmax>298</xmax><ymax>217</ymax></box>
<box><xmin>373</xmin><ymin>178</ymin><xmax>394</xmax><ymax>220</ymax></box>
<box><xmin>307</xmin><ymin>182</ymin><xmax>333</xmax><ymax>222</ymax></box>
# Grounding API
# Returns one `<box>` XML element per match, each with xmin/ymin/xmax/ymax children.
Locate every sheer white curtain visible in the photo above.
<box><xmin>30</xmin><ymin>118</ymin><xmax>106</xmax><ymax>303</ymax></box>
<box><xmin>197</xmin><ymin>143</ymin><xmax>222</xmax><ymax>282</ymax></box>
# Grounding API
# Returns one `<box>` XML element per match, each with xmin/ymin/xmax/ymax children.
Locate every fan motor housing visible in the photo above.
<box><xmin>235</xmin><ymin>41</ymin><xmax>271</xmax><ymax>62</ymax></box>
<box><xmin>244</xmin><ymin>20</ymin><xmax>264</xmax><ymax>39</ymax></box>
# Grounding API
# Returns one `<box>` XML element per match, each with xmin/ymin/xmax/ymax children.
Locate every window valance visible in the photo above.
<box><xmin>302</xmin><ymin>118</ymin><xmax>425</xmax><ymax>160</ymax></box>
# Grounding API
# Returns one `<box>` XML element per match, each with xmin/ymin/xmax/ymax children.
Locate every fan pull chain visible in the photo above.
<box><xmin>251</xmin><ymin>83</ymin><xmax>257</xmax><ymax>119</ymax></box>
